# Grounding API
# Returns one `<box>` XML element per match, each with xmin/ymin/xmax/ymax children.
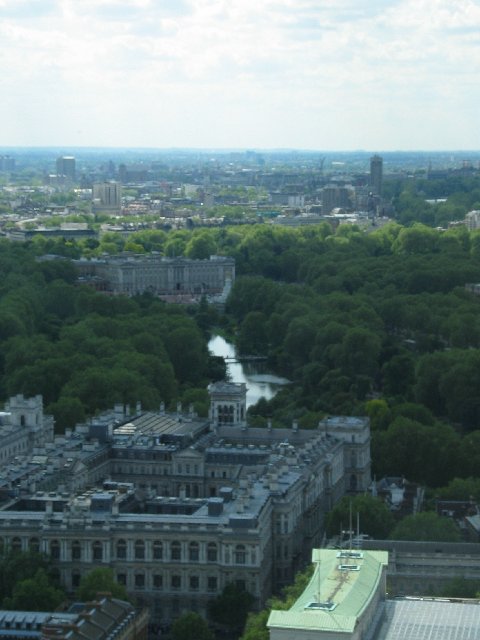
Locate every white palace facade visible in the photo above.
<box><xmin>74</xmin><ymin>254</ymin><xmax>235</xmax><ymax>299</ymax></box>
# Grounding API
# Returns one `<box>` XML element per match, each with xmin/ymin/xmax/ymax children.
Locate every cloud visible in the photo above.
<box><xmin>1</xmin><ymin>0</ymin><xmax>480</xmax><ymax>148</ymax></box>
<box><xmin>0</xmin><ymin>0</ymin><xmax>57</xmax><ymax>19</ymax></box>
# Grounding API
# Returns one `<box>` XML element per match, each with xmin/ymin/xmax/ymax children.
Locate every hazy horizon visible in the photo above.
<box><xmin>2</xmin><ymin>1</ymin><xmax>480</xmax><ymax>150</ymax></box>
<box><xmin>2</xmin><ymin>146</ymin><xmax>480</xmax><ymax>154</ymax></box>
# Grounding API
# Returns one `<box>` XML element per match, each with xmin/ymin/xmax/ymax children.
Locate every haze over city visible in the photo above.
<box><xmin>2</xmin><ymin>0</ymin><xmax>480</xmax><ymax>150</ymax></box>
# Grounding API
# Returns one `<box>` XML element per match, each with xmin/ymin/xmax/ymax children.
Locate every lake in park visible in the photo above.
<box><xmin>208</xmin><ymin>334</ymin><xmax>290</xmax><ymax>409</ymax></box>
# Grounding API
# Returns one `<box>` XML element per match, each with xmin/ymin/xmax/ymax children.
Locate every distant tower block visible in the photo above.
<box><xmin>93</xmin><ymin>181</ymin><xmax>122</xmax><ymax>209</ymax></box>
<box><xmin>370</xmin><ymin>154</ymin><xmax>383</xmax><ymax>196</ymax></box>
<box><xmin>56</xmin><ymin>156</ymin><xmax>76</xmax><ymax>181</ymax></box>
<box><xmin>208</xmin><ymin>382</ymin><xmax>247</xmax><ymax>428</ymax></box>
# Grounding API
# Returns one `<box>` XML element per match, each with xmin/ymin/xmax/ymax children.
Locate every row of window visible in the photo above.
<box><xmin>5</xmin><ymin>538</ymin><xmax>249</xmax><ymax>564</ymax></box>
<box><xmin>115</xmin><ymin>573</ymin><xmax>219</xmax><ymax>592</ymax></box>
<box><xmin>0</xmin><ymin>439</ymin><xmax>27</xmax><ymax>460</ymax></box>
<box><xmin>112</xmin><ymin>464</ymin><xmax>170</xmax><ymax>475</ymax></box>
<box><xmin>113</xmin><ymin>451</ymin><xmax>172</xmax><ymax>461</ymax></box>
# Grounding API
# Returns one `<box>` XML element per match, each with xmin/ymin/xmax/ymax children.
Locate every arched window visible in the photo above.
<box><xmin>11</xmin><ymin>537</ymin><xmax>22</xmax><ymax>553</ymax></box>
<box><xmin>116</xmin><ymin>539</ymin><xmax>127</xmax><ymax>559</ymax></box>
<box><xmin>189</xmin><ymin>542</ymin><xmax>199</xmax><ymax>562</ymax></box>
<box><xmin>153</xmin><ymin>541</ymin><xmax>163</xmax><ymax>560</ymax></box>
<box><xmin>72</xmin><ymin>541</ymin><xmax>81</xmax><ymax>561</ymax></box>
<box><xmin>171</xmin><ymin>541</ymin><xmax>181</xmax><ymax>561</ymax></box>
<box><xmin>135</xmin><ymin>573</ymin><xmax>145</xmax><ymax>589</ymax></box>
<box><xmin>29</xmin><ymin>537</ymin><xmax>40</xmax><ymax>554</ymax></box>
<box><xmin>92</xmin><ymin>541</ymin><xmax>103</xmax><ymax>561</ymax></box>
<box><xmin>235</xmin><ymin>544</ymin><xmax>246</xmax><ymax>565</ymax></box>
<box><xmin>134</xmin><ymin>573</ymin><xmax>145</xmax><ymax>590</ymax></box>
<box><xmin>207</xmin><ymin>543</ymin><xmax>217</xmax><ymax>562</ymax></box>
<box><xmin>50</xmin><ymin>540</ymin><xmax>60</xmax><ymax>560</ymax></box>
<box><xmin>189</xmin><ymin>575</ymin><xmax>199</xmax><ymax>591</ymax></box>
<box><xmin>135</xmin><ymin>540</ymin><xmax>145</xmax><ymax>560</ymax></box>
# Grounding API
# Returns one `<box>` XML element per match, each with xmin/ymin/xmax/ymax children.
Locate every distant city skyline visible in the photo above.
<box><xmin>1</xmin><ymin>0</ymin><xmax>480</xmax><ymax>150</ymax></box>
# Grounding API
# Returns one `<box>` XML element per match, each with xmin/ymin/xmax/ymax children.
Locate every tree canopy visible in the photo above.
<box><xmin>326</xmin><ymin>495</ymin><xmax>395</xmax><ymax>539</ymax></box>
<box><xmin>208</xmin><ymin>583</ymin><xmax>255</xmax><ymax>631</ymax></box>
<box><xmin>77</xmin><ymin>568</ymin><xmax>129</xmax><ymax>602</ymax></box>
<box><xmin>172</xmin><ymin>612</ymin><xmax>213</xmax><ymax>640</ymax></box>
<box><xmin>3</xmin><ymin>569</ymin><xmax>65</xmax><ymax>611</ymax></box>
<box><xmin>0</xmin><ymin>550</ymin><xmax>63</xmax><ymax>609</ymax></box>
<box><xmin>390</xmin><ymin>512</ymin><xmax>461</xmax><ymax>542</ymax></box>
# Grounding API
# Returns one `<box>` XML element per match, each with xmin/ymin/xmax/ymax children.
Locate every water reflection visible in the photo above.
<box><xmin>208</xmin><ymin>335</ymin><xmax>290</xmax><ymax>408</ymax></box>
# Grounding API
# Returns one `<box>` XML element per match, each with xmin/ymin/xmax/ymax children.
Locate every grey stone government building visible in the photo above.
<box><xmin>0</xmin><ymin>385</ymin><xmax>371</xmax><ymax>625</ymax></box>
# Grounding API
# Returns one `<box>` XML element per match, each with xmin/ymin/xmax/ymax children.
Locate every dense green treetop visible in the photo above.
<box><xmin>172</xmin><ymin>612</ymin><xmax>214</xmax><ymax>640</ymax></box>
<box><xmin>434</xmin><ymin>476</ymin><xmax>480</xmax><ymax>503</ymax></box>
<box><xmin>77</xmin><ymin>568</ymin><xmax>129</xmax><ymax>602</ymax></box>
<box><xmin>0</xmin><ymin>550</ymin><xmax>63</xmax><ymax>609</ymax></box>
<box><xmin>3</xmin><ymin>569</ymin><xmax>65</xmax><ymax>611</ymax></box>
<box><xmin>326</xmin><ymin>495</ymin><xmax>395</xmax><ymax>539</ymax></box>
<box><xmin>390</xmin><ymin>511</ymin><xmax>461</xmax><ymax>542</ymax></box>
<box><xmin>208</xmin><ymin>583</ymin><xmax>255</xmax><ymax>631</ymax></box>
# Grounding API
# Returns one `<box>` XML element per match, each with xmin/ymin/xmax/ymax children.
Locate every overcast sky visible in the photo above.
<box><xmin>1</xmin><ymin>0</ymin><xmax>479</xmax><ymax>150</ymax></box>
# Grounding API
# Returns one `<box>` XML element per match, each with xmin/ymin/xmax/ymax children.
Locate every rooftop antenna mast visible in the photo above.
<box><xmin>316</xmin><ymin>551</ymin><xmax>322</xmax><ymax>603</ymax></box>
<box><xmin>348</xmin><ymin>500</ymin><xmax>353</xmax><ymax>559</ymax></box>
<box><xmin>356</xmin><ymin>510</ymin><xmax>360</xmax><ymax>548</ymax></box>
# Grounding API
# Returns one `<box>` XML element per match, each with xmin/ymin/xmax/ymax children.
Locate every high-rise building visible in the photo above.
<box><xmin>56</xmin><ymin>155</ymin><xmax>76</xmax><ymax>181</ymax></box>
<box><xmin>93</xmin><ymin>181</ymin><xmax>122</xmax><ymax>209</ymax></box>
<box><xmin>322</xmin><ymin>186</ymin><xmax>338</xmax><ymax>214</ymax></box>
<box><xmin>322</xmin><ymin>185</ymin><xmax>354</xmax><ymax>214</ymax></box>
<box><xmin>370</xmin><ymin>154</ymin><xmax>383</xmax><ymax>196</ymax></box>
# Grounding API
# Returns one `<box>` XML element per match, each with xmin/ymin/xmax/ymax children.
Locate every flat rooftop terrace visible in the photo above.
<box><xmin>379</xmin><ymin>598</ymin><xmax>480</xmax><ymax>640</ymax></box>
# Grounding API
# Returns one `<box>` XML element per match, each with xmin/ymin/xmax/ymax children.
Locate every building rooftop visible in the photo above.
<box><xmin>268</xmin><ymin>548</ymin><xmax>388</xmax><ymax>634</ymax></box>
<box><xmin>112</xmin><ymin>411</ymin><xmax>209</xmax><ymax>446</ymax></box>
<box><xmin>0</xmin><ymin>597</ymin><xmax>142</xmax><ymax>640</ymax></box>
<box><xmin>269</xmin><ymin>548</ymin><xmax>480</xmax><ymax>639</ymax></box>
<box><xmin>319</xmin><ymin>415</ymin><xmax>370</xmax><ymax>431</ymax></box>
<box><xmin>379</xmin><ymin>598</ymin><xmax>480</xmax><ymax>640</ymax></box>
